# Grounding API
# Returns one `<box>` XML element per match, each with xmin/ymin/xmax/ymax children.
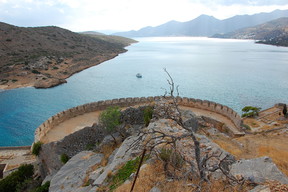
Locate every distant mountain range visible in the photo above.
<box><xmin>212</xmin><ymin>17</ymin><xmax>288</xmax><ymax>40</ymax></box>
<box><xmin>113</xmin><ymin>9</ymin><xmax>288</xmax><ymax>37</ymax></box>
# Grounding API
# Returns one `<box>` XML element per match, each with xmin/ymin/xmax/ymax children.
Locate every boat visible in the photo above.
<box><xmin>136</xmin><ymin>73</ymin><xmax>142</xmax><ymax>78</ymax></box>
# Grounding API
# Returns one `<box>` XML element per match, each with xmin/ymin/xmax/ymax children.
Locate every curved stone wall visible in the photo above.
<box><xmin>34</xmin><ymin>96</ymin><xmax>243</xmax><ymax>142</ymax></box>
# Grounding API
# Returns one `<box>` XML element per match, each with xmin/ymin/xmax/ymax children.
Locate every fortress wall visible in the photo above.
<box><xmin>34</xmin><ymin>97</ymin><xmax>243</xmax><ymax>142</ymax></box>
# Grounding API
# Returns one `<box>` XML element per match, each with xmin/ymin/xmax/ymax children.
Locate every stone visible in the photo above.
<box><xmin>249</xmin><ymin>185</ymin><xmax>271</xmax><ymax>192</ymax></box>
<box><xmin>91</xmin><ymin>135</ymin><xmax>143</xmax><ymax>189</ymax></box>
<box><xmin>183</xmin><ymin>117</ymin><xmax>198</xmax><ymax>132</ymax></box>
<box><xmin>230</xmin><ymin>157</ymin><xmax>288</xmax><ymax>184</ymax></box>
<box><xmin>49</xmin><ymin>151</ymin><xmax>103</xmax><ymax>192</ymax></box>
<box><xmin>150</xmin><ymin>186</ymin><xmax>161</xmax><ymax>192</ymax></box>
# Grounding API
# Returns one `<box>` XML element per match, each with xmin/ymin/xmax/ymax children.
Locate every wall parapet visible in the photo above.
<box><xmin>34</xmin><ymin>97</ymin><xmax>243</xmax><ymax>142</ymax></box>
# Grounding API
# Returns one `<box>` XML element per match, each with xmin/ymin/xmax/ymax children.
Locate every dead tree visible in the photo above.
<box><xmin>128</xmin><ymin>69</ymin><xmax>242</xmax><ymax>191</ymax></box>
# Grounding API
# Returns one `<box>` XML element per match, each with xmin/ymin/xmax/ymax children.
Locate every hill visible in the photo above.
<box><xmin>213</xmin><ymin>17</ymin><xmax>288</xmax><ymax>47</ymax></box>
<box><xmin>0</xmin><ymin>22</ymin><xmax>137</xmax><ymax>89</ymax></box>
<box><xmin>113</xmin><ymin>9</ymin><xmax>288</xmax><ymax>37</ymax></box>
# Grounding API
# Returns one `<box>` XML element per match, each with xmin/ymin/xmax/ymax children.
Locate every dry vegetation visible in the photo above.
<box><xmin>115</xmin><ymin>160</ymin><xmax>253</xmax><ymax>192</ymax></box>
<box><xmin>0</xmin><ymin>22</ymin><xmax>136</xmax><ymax>89</ymax></box>
<box><xmin>213</xmin><ymin>106</ymin><xmax>288</xmax><ymax>176</ymax></box>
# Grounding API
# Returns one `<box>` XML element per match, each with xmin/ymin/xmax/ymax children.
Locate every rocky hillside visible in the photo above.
<box><xmin>31</xmin><ymin>98</ymin><xmax>288</xmax><ymax>192</ymax></box>
<box><xmin>213</xmin><ymin>17</ymin><xmax>288</xmax><ymax>46</ymax></box>
<box><xmin>0</xmin><ymin>22</ymin><xmax>136</xmax><ymax>89</ymax></box>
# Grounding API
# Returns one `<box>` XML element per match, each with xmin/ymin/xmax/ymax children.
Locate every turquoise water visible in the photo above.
<box><xmin>1</xmin><ymin>37</ymin><xmax>288</xmax><ymax>146</ymax></box>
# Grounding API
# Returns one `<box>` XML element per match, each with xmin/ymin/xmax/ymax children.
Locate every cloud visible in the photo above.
<box><xmin>192</xmin><ymin>0</ymin><xmax>288</xmax><ymax>6</ymax></box>
<box><xmin>0</xmin><ymin>0</ymin><xmax>288</xmax><ymax>32</ymax></box>
<box><xmin>0</xmin><ymin>0</ymin><xmax>72</xmax><ymax>26</ymax></box>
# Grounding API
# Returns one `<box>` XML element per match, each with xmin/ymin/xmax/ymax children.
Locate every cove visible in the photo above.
<box><xmin>0</xmin><ymin>37</ymin><xmax>288</xmax><ymax>146</ymax></box>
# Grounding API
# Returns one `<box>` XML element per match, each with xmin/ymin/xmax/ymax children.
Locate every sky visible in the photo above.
<box><xmin>1</xmin><ymin>0</ymin><xmax>288</xmax><ymax>33</ymax></box>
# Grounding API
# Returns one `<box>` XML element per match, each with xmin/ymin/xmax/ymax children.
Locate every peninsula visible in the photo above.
<box><xmin>0</xmin><ymin>22</ymin><xmax>137</xmax><ymax>89</ymax></box>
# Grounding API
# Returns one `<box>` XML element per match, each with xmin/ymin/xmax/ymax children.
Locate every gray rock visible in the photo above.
<box><xmin>230</xmin><ymin>156</ymin><xmax>288</xmax><ymax>184</ymax></box>
<box><xmin>183</xmin><ymin>117</ymin><xmax>198</xmax><ymax>132</ymax></box>
<box><xmin>92</xmin><ymin>135</ymin><xmax>143</xmax><ymax>187</ymax></box>
<box><xmin>49</xmin><ymin>151</ymin><xmax>103</xmax><ymax>192</ymax></box>
<box><xmin>150</xmin><ymin>186</ymin><xmax>161</xmax><ymax>192</ymax></box>
<box><xmin>249</xmin><ymin>185</ymin><xmax>271</xmax><ymax>192</ymax></box>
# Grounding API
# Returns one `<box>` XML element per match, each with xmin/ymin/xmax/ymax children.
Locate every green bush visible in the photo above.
<box><xmin>241</xmin><ymin>106</ymin><xmax>261</xmax><ymax>118</ymax></box>
<box><xmin>60</xmin><ymin>154</ymin><xmax>69</xmax><ymax>164</ymax></box>
<box><xmin>109</xmin><ymin>156</ymin><xmax>147</xmax><ymax>190</ymax></box>
<box><xmin>31</xmin><ymin>69</ymin><xmax>41</xmax><ymax>74</ymax></box>
<box><xmin>143</xmin><ymin>106</ymin><xmax>153</xmax><ymax>126</ymax></box>
<box><xmin>0</xmin><ymin>164</ymin><xmax>34</xmax><ymax>192</ymax></box>
<box><xmin>32</xmin><ymin>141</ymin><xmax>42</xmax><ymax>156</ymax></box>
<box><xmin>31</xmin><ymin>181</ymin><xmax>50</xmax><ymax>192</ymax></box>
<box><xmin>99</xmin><ymin>106</ymin><xmax>121</xmax><ymax>135</ymax></box>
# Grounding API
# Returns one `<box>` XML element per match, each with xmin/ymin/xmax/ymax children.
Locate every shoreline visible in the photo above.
<box><xmin>0</xmin><ymin>50</ymin><xmax>126</xmax><ymax>90</ymax></box>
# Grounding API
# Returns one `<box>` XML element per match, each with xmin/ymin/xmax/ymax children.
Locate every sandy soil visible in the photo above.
<box><xmin>41</xmin><ymin>111</ymin><xmax>101</xmax><ymax>143</ymax></box>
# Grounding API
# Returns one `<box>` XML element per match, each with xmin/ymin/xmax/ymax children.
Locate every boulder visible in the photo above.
<box><xmin>49</xmin><ymin>151</ymin><xmax>103</xmax><ymax>192</ymax></box>
<box><xmin>230</xmin><ymin>156</ymin><xmax>288</xmax><ymax>184</ymax></box>
<box><xmin>90</xmin><ymin>135</ymin><xmax>143</xmax><ymax>191</ymax></box>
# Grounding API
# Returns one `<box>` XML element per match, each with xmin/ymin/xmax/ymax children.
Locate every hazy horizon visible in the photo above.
<box><xmin>1</xmin><ymin>0</ymin><xmax>288</xmax><ymax>33</ymax></box>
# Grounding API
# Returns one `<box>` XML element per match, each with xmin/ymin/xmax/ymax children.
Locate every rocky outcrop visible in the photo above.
<box><xmin>34</xmin><ymin>78</ymin><xmax>67</xmax><ymax>88</ymax></box>
<box><xmin>230</xmin><ymin>156</ymin><xmax>288</xmax><ymax>184</ymax></box>
<box><xmin>49</xmin><ymin>151</ymin><xmax>104</xmax><ymax>192</ymax></box>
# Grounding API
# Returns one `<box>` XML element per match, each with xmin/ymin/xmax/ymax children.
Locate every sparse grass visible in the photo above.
<box><xmin>115</xmin><ymin>160</ymin><xmax>252</xmax><ymax>192</ymax></box>
<box><xmin>99</xmin><ymin>143</ymin><xmax>121</xmax><ymax>167</ymax></box>
<box><xmin>109</xmin><ymin>156</ymin><xmax>143</xmax><ymax>191</ymax></box>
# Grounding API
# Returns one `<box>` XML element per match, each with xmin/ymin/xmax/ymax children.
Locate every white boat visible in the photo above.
<box><xmin>136</xmin><ymin>73</ymin><xmax>142</xmax><ymax>78</ymax></box>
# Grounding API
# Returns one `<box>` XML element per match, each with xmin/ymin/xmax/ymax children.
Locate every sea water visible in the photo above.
<box><xmin>0</xmin><ymin>37</ymin><xmax>287</xmax><ymax>146</ymax></box>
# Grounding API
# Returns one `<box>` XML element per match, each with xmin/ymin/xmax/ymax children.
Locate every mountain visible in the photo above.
<box><xmin>213</xmin><ymin>17</ymin><xmax>288</xmax><ymax>40</ymax></box>
<box><xmin>113</xmin><ymin>9</ymin><xmax>288</xmax><ymax>37</ymax></box>
<box><xmin>0</xmin><ymin>22</ymin><xmax>136</xmax><ymax>89</ymax></box>
<box><xmin>213</xmin><ymin>17</ymin><xmax>288</xmax><ymax>46</ymax></box>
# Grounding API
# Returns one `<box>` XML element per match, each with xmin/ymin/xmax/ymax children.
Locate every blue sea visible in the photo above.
<box><xmin>1</xmin><ymin>37</ymin><xmax>288</xmax><ymax>146</ymax></box>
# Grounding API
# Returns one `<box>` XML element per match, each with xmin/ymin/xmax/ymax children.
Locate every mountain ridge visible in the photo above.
<box><xmin>113</xmin><ymin>9</ymin><xmax>288</xmax><ymax>37</ymax></box>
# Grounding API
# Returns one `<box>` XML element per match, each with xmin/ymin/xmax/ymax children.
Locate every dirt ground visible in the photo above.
<box><xmin>212</xmin><ymin>106</ymin><xmax>288</xmax><ymax>176</ymax></box>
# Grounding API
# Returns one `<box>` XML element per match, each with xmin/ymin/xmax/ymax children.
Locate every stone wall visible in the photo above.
<box><xmin>35</xmin><ymin>96</ymin><xmax>243</xmax><ymax>142</ymax></box>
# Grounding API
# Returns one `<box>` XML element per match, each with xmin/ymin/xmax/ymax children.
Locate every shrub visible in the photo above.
<box><xmin>31</xmin><ymin>181</ymin><xmax>50</xmax><ymax>192</ymax></box>
<box><xmin>32</xmin><ymin>141</ymin><xmax>42</xmax><ymax>156</ymax></box>
<box><xmin>31</xmin><ymin>69</ymin><xmax>41</xmax><ymax>74</ymax></box>
<box><xmin>109</xmin><ymin>156</ymin><xmax>148</xmax><ymax>190</ymax></box>
<box><xmin>283</xmin><ymin>104</ymin><xmax>287</xmax><ymax>117</ymax></box>
<box><xmin>241</xmin><ymin>106</ymin><xmax>261</xmax><ymax>118</ymax></box>
<box><xmin>0</xmin><ymin>164</ymin><xmax>34</xmax><ymax>192</ymax></box>
<box><xmin>159</xmin><ymin>148</ymin><xmax>184</xmax><ymax>169</ymax></box>
<box><xmin>143</xmin><ymin>106</ymin><xmax>153</xmax><ymax>126</ymax></box>
<box><xmin>99</xmin><ymin>106</ymin><xmax>121</xmax><ymax>138</ymax></box>
<box><xmin>85</xmin><ymin>143</ymin><xmax>95</xmax><ymax>151</ymax></box>
<box><xmin>60</xmin><ymin>154</ymin><xmax>69</xmax><ymax>164</ymax></box>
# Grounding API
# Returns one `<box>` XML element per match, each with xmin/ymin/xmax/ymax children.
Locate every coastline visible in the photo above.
<box><xmin>0</xmin><ymin>50</ymin><xmax>127</xmax><ymax>90</ymax></box>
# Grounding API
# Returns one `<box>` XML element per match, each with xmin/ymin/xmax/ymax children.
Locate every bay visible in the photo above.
<box><xmin>0</xmin><ymin>37</ymin><xmax>287</xmax><ymax>146</ymax></box>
